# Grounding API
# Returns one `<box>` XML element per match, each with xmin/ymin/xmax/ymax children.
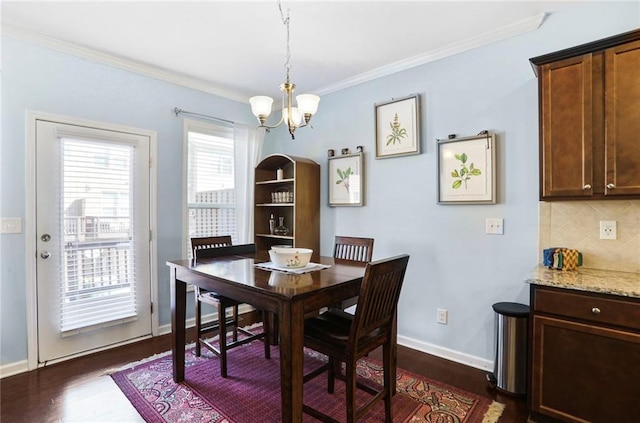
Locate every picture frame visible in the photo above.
<box><xmin>328</xmin><ymin>152</ymin><xmax>364</xmax><ymax>207</ymax></box>
<box><xmin>375</xmin><ymin>94</ymin><xmax>421</xmax><ymax>159</ymax></box>
<box><xmin>437</xmin><ymin>133</ymin><xmax>496</xmax><ymax>204</ymax></box>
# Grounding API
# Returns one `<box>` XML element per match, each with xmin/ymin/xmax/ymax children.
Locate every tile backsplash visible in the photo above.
<box><xmin>539</xmin><ymin>200</ymin><xmax>640</xmax><ymax>273</ymax></box>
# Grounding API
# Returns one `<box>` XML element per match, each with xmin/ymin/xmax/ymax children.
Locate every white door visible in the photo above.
<box><xmin>36</xmin><ymin>119</ymin><xmax>152</xmax><ymax>363</ymax></box>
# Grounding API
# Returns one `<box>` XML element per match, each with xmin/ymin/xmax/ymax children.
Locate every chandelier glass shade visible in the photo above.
<box><xmin>249</xmin><ymin>1</ymin><xmax>320</xmax><ymax>139</ymax></box>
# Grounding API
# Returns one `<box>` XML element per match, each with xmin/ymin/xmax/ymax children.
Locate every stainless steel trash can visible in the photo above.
<box><xmin>487</xmin><ymin>302</ymin><xmax>529</xmax><ymax>396</ymax></box>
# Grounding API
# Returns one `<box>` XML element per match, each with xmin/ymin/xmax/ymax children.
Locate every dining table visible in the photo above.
<box><xmin>167</xmin><ymin>251</ymin><xmax>371</xmax><ymax>423</ymax></box>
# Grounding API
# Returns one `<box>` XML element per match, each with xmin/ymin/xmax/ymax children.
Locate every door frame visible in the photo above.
<box><xmin>25</xmin><ymin>110</ymin><xmax>159</xmax><ymax>370</ymax></box>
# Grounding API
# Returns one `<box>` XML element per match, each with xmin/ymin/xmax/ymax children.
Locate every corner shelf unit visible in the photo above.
<box><xmin>254</xmin><ymin>154</ymin><xmax>320</xmax><ymax>257</ymax></box>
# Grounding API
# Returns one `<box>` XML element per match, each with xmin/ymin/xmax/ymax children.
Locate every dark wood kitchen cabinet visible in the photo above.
<box><xmin>529</xmin><ymin>285</ymin><xmax>640</xmax><ymax>422</ymax></box>
<box><xmin>530</xmin><ymin>30</ymin><xmax>640</xmax><ymax>200</ymax></box>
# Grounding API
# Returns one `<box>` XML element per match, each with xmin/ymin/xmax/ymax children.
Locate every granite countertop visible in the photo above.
<box><xmin>526</xmin><ymin>264</ymin><xmax>640</xmax><ymax>299</ymax></box>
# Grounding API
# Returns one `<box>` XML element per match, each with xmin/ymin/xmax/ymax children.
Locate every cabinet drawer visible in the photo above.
<box><xmin>534</xmin><ymin>288</ymin><xmax>640</xmax><ymax>331</ymax></box>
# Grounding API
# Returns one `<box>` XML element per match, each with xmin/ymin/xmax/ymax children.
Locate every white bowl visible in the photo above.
<box><xmin>268</xmin><ymin>248</ymin><xmax>313</xmax><ymax>268</ymax></box>
<box><xmin>271</xmin><ymin>245</ymin><xmax>293</xmax><ymax>252</ymax></box>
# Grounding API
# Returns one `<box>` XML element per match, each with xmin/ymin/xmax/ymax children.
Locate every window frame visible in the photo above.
<box><xmin>182</xmin><ymin>119</ymin><xmax>237</xmax><ymax>259</ymax></box>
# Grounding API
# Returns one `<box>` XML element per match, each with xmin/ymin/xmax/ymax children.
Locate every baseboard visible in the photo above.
<box><xmin>398</xmin><ymin>334</ymin><xmax>493</xmax><ymax>371</ymax></box>
<box><xmin>0</xmin><ymin>360</ymin><xmax>29</xmax><ymax>379</ymax></box>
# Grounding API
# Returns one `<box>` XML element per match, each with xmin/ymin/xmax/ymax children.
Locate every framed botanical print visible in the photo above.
<box><xmin>328</xmin><ymin>152</ymin><xmax>363</xmax><ymax>206</ymax></box>
<box><xmin>375</xmin><ymin>94</ymin><xmax>421</xmax><ymax>159</ymax></box>
<box><xmin>437</xmin><ymin>132</ymin><xmax>496</xmax><ymax>204</ymax></box>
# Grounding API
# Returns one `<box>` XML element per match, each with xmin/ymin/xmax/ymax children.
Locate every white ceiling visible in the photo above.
<box><xmin>1</xmin><ymin>1</ymin><xmax>584</xmax><ymax>103</ymax></box>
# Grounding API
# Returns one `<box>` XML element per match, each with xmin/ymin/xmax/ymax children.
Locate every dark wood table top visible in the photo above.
<box><xmin>168</xmin><ymin>253</ymin><xmax>367</xmax><ymax>301</ymax></box>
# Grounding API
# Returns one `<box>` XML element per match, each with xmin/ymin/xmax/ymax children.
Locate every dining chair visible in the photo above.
<box><xmin>333</xmin><ymin>236</ymin><xmax>374</xmax><ymax>310</ymax></box>
<box><xmin>191</xmin><ymin>237</ymin><xmax>270</xmax><ymax>378</ymax></box>
<box><xmin>333</xmin><ymin>236</ymin><xmax>374</xmax><ymax>262</ymax></box>
<box><xmin>302</xmin><ymin>254</ymin><xmax>410</xmax><ymax>423</ymax></box>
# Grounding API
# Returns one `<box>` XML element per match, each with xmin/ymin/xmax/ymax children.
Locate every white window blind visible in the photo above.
<box><xmin>187</xmin><ymin>126</ymin><xmax>237</xmax><ymax>256</ymax></box>
<box><xmin>60</xmin><ymin>138</ymin><xmax>137</xmax><ymax>333</ymax></box>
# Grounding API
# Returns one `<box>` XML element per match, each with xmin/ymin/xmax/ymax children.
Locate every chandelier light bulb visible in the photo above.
<box><xmin>249</xmin><ymin>96</ymin><xmax>274</xmax><ymax>119</ymax></box>
<box><xmin>296</xmin><ymin>94</ymin><xmax>320</xmax><ymax>115</ymax></box>
<box><xmin>282</xmin><ymin>106</ymin><xmax>303</xmax><ymax>127</ymax></box>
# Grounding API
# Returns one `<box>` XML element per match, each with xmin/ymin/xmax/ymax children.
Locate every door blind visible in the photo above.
<box><xmin>59</xmin><ymin>138</ymin><xmax>137</xmax><ymax>333</ymax></box>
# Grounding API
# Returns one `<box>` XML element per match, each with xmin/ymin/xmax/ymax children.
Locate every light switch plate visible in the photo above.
<box><xmin>485</xmin><ymin>218</ymin><xmax>504</xmax><ymax>235</ymax></box>
<box><xmin>1</xmin><ymin>217</ymin><xmax>22</xmax><ymax>234</ymax></box>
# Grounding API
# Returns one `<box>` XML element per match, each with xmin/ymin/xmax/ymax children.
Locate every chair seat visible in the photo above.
<box><xmin>304</xmin><ymin>309</ymin><xmax>386</xmax><ymax>357</ymax></box>
<box><xmin>304</xmin><ymin>309</ymin><xmax>353</xmax><ymax>343</ymax></box>
<box><xmin>198</xmin><ymin>289</ymin><xmax>242</xmax><ymax>307</ymax></box>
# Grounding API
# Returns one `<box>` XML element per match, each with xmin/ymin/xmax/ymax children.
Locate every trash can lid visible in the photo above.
<box><xmin>492</xmin><ymin>302</ymin><xmax>529</xmax><ymax>317</ymax></box>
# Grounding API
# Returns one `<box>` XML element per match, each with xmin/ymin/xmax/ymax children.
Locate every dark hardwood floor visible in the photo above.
<box><xmin>1</xmin><ymin>321</ymin><xmax>528</xmax><ymax>422</ymax></box>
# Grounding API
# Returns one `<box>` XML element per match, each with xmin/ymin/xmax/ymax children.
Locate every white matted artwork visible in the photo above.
<box><xmin>437</xmin><ymin>133</ymin><xmax>496</xmax><ymax>204</ymax></box>
<box><xmin>328</xmin><ymin>152</ymin><xmax>363</xmax><ymax>206</ymax></box>
<box><xmin>375</xmin><ymin>94</ymin><xmax>420</xmax><ymax>159</ymax></box>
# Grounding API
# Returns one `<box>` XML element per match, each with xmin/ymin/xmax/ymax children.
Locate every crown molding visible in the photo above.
<box><xmin>4</xmin><ymin>13</ymin><xmax>545</xmax><ymax>103</ymax></box>
<box><xmin>2</xmin><ymin>23</ymin><xmax>250</xmax><ymax>103</ymax></box>
<box><xmin>316</xmin><ymin>13</ymin><xmax>546</xmax><ymax>96</ymax></box>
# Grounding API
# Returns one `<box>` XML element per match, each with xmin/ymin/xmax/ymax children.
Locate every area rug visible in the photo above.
<box><xmin>111</xmin><ymin>339</ymin><xmax>504</xmax><ymax>422</ymax></box>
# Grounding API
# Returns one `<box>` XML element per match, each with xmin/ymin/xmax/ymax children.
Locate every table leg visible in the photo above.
<box><xmin>171</xmin><ymin>268</ymin><xmax>186</xmax><ymax>382</ymax></box>
<box><xmin>218</xmin><ymin>301</ymin><xmax>228</xmax><ymax>378</ymax></box>
<box><xmin>279</xmin><ymin>301</ymin><xmax>305</xmax><ymax>423</ymax></box>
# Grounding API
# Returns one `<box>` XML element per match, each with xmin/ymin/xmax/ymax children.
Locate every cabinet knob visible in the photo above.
<box><xmin>591</xmin><ymin>307</ymin><xmax>601</xmax><ymax>314</ymax></box>
<box><xmin>583</xmin><ymin>184</ymin><xmax>592</xmax><ymax>190</ymax></box>
<box><xmin>606</xmin><ymin>183</ymin><xmax>615</xmax><ymax>189</ymax></box>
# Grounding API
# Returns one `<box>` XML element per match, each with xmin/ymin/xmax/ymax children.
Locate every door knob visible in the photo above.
<box><xmin>40</xmin><ymin>251</ymin><xmax>51</xmax><ymax>259</ymax></box>
<box><xmin>606</xmin><ymin>183</ymin><xmax>615</xmax><ymax>189</ymax></box>
<box><xmin>41</xmin><ymin>234</ymin><xmax>51</xmax><ymax>242</ymax></box>
<box><xmin>583</xmin><ymin>184</ymin><xmax>591</xmax><ymax>190</ymax></box>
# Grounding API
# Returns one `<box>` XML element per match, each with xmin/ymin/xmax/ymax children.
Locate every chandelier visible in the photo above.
<box><xmin>249</xmin><ymin>1</ymin><xmax>320</xmax><ymax>140</ymax></box>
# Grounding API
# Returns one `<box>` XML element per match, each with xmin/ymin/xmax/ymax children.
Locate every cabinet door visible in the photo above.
<box><xmin>540</xmin><ymin>55</ymin><xmax>594</xmax><ymax>199</ymax></box>
<box><xmin>605</xmin><ymin>39</ymin><xmax>640</xmax><ymax>196</ymax></box>
<box><xmin>531</xmin><ymin>315</ymin><xmax>640</xmax><ymax>422</ymax></box>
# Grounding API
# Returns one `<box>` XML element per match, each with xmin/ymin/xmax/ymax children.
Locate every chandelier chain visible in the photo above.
<box><xmin>278</xmin><ymin>0</ymin><xmax>291</xmax><ymax>83</ymax></box>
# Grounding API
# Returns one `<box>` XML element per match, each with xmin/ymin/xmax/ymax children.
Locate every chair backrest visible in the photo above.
<box><xmin>333</xmin><ymin>236</ymin><xmax>374</xmax><ymax>262</ymax></box>
<box><xmin>191</xmin><ymin>235</ymin><xmax>233</xmax><ymax>257</ymax></box>
<box><xmin>349</xmin><ymin>254</ymin><xmax>409</xmax><ymax>352</ymax></box>
<box><xmin>194</xmin><ymin>243</ymin><xmax>257</xmax><ymax>259</ymax></box>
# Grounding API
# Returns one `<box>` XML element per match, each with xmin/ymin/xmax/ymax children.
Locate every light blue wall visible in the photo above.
<box><xmin>1</xmin><ymin>1</ymin><xmax>638</xmax><ymax>368</ymax></box>
<box><xmin>0</xmin><ymin>36</ymin><xmax>255</xmax><ymax>365</ymax></box>
<box><xmin>263</xmin><ymin>2</ymin><xmax>639</xmax><ymax>360</ymax></box>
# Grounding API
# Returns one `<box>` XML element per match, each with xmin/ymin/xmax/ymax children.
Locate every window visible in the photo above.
<box><xmin>60</xmin><ymin>138</ymin><xmax>138</xmax><ymax>332</ymax></box>
<box><xmin>185</xmin><ymin>121</ymin><xmax>237</xmax><ymax>257</ymax></box>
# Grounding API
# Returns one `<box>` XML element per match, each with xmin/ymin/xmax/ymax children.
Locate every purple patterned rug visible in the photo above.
<box><xmin>111</xmin><ymin>339</ymin><xmax>504</xmax><ymax>422</ymax></box>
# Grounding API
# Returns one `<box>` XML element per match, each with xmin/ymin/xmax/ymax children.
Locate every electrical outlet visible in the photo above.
<box><xmin>599</xmin><ymin>220</ymin><xmax>617</xmax><ymax>240</ymax></box>
<box><xmin>437</xmin><ymin>308</ymin><xmax>448</xmax><ymax>325</ymax></box>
